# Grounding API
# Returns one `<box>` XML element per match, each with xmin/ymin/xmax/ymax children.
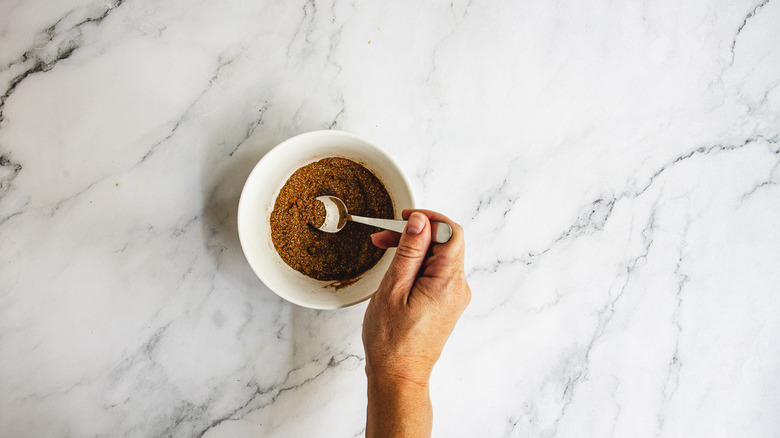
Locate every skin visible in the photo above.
<box><xmin>363</xmin><ymin>209</ymin><xmax>471</xmax><ymax>438</ymax></box>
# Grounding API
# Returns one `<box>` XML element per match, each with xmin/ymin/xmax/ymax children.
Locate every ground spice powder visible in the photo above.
<box><xmin>270</xmin><ymin>157</ymin><xmax>394</xmax><ymax>281</ymax></box>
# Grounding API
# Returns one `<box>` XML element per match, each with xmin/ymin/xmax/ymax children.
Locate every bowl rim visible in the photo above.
<box><xmin>236</xmin><ymin>129</ymin><xmax>416</xmax><ymax>309</ymax></box>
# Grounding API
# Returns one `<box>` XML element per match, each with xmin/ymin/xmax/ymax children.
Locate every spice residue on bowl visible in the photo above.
<box><xmin>269</xmin><ymin>157</ymin><xmax>394</xmax><ymax>281</ymax></box>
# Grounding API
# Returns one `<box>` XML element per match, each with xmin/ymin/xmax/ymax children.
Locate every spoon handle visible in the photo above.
<box><xmin>350</xmin><ymin>216</ymin><xmax>453</xmax><ymax>244</ymax></box>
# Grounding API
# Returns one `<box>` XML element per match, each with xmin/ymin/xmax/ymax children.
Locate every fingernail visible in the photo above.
<box><xmin>406</xmin><ymin>212</ymin><xmax>425</xmax><ymax>235</ymax></box>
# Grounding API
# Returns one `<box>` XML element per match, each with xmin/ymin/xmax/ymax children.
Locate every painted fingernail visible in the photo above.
<box><xmin>406</xmin><ymin>212</ymin><xmax>425</xmax><ymax>235</ymax></box>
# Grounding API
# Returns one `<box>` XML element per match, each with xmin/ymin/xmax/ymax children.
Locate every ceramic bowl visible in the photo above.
<box><xmin>237</xmin><ymin>130</ymin><xmax>415</xmax><ymax>309</ymax></box>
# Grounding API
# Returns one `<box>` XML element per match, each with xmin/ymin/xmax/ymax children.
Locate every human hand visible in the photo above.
<box><xmin>362</xmin><ymin>209</ymin><xmax>471</xmax><ymax>387</ymax></box>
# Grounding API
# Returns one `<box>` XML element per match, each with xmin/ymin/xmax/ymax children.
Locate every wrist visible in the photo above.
<box><xmin>364</xmin><ymin>354</ymin><xmax>435</xmax><ymax>387</ymax></box>
<box><xmin>366</xmin><ymin>368</ymin><xmax>432</xmax><ymax>438</ymax></box>
<box><xmin>366</xmin><ymin>367</ymin><xmax>431</xmax><ymax>392</ymax></box>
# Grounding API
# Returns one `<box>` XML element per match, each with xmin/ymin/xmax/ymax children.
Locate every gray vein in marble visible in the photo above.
<box><xmin>493</xmin><ymin>135</ymin><xmax>776</xmax><ymax>428</ymax></box>
<box><xmin>286</xmin><ymin>0</ymin><xmax>317</xmax><ymax>62</ymax></box>
<box><xmin>228</xmin><ymin>101</ymin><xmax>268</xmax><ymax>157</ymax></box>
<box><xmin>468</xmin><ymin>135</ymin><xmax>777</xmax><ymax>281</ymax></box>
<box><xmin>0</xmin><ymin>193</ymin><xmax>28</xmax><ymax>227</ymax></box>
<box><xmin>323</xmin><ymin>4</ymin><xmax>344</xmax><ymax>83</ymax></box>
<box><xmin>730</xmin><ymin>0</ymin><xmax>772</xmax><ymax>65</ymax></box>
<box><xmin>465</xmin><ymin>195</ymin><xmax>619</xmax><ymax>279</ymax></box>
<box><xmin>504</xmin><ymin>417</ymin><xmax>519</xmax><ymax>436</ymax></box>
<box><xmin>607</xmin><ymin>377</ymin><xmax>624</xmax><ymax>437</ymax></box>
<box><xmin>45</xmin><ymin>179</ymin><xmax>99</xmax><ymax>218</ymax></box>
<box><xmin>753</xmin><ymin>82</ymin><xmax>780</xmax><ymax>109</ymax></box>
<box><xmin>329</xmin><ymin>103</ymin><xmax>345</xmax><ymax>129</ymax></box>
<box><xmin>450</xmin><ymin>0</ymin><xmax>475</xmax><ymax>19</ymax></box>
<box><xmin>534</xmin><ymin>135</ymin><xmax>776</xmax><ymax>432</ymax></box>
<box><xmin>556</xmin><ymin>197</ymin><xmax>618</xmax><ymax>242</ymax></box>
<box><xmin>16</xmin><ymin>376</ymin><xmax>94</xmax><ymax>405</ymax></box>
<box><xmin>0</xmin><ymin>49</ymin><xmax>249</xmax><ymax>227</ymax></box>
<box><xmin>615</xmin><ymin>135</ymin><xmax>778</xmax><ymax>218</ymax></box>
<box><xmin>233</xmin><ymin>302</ymin><xmax>254</xmax><ymax>339</ymax></box>
<box><xmin>140</xmin><ymin>53</ymin><xmax>241</xmax><ymax>163</ymax></box>
<box><xmin>0</xmin><ymin>0</ymin><xmax>125</xmax><ymax>124</ymax></box>
<box><xmin>172</xmin><ymin>215</ymin><xmax>200</xmax><ymax>238</ymax></box>
<box><xmin>741</xmin><ymin>178</ymin><xmax>777</xmax><ymax>200</ymax></box>
<box><xmin>286</xmin><ymin>0</ymin><xmax>346</xmax><ymax>130</ymax></box>
<box><xmin>467</xmin><ymin>256</ymin><xmax>531</xmax><ymax>278</ymax></box>
<box><xmin>194</xmin><ymin>353</ymin><xmax>363</xmax><ymax>438</ymax></box>
<box><xmin>471</xmin><ymin>159</ymin><xmax>522</xmax><ymax>227</ymax></box>
<box><xmin>656</xmin><ymin>252</ymin><xmax>690</xmax><ymax>436</ymax></box>
<box><xmin>425</xmin><ymin>0</ymin><xmax>473</xmax><ymax>87</ymax></box>
<box><xmin>0</xmin><ymin>1</ymin><xmax>134</xmax><ymax>224</ymax></box>
<box><xmin>102</xmin><ymin>325</ymin><xmax>172</xmax><ymax>416</ymax></box>
<box><xmin>0</xmin><ymin>152</ymin><xmax>22</xmax><ymax>199</ymax></box>
<box><xmin>143</xmin><ymin>324</ymin><xmax>170</xmax><ymax>355</ymax></box>
<box><xmin>414</xmin><ymin>156</ymin><xmax>434</xmax><ymax>203</ymax></box>
<box><xmin>740</xmin><ymin>139</ymin><xmax>780</xmax><ymax>202</ymax></box>
<box><xmin>551</xmin><ymin>206</ymin><xmax>658</xmax><ymax>436</ymax></box>
<box><xmin>0</xmin><ymin>210</ymin><xmax>22</xmax><ymax>227</ymax></box>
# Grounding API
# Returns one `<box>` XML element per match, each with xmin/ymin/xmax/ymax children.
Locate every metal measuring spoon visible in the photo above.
<box><xmin>314</xmin><ymin>195</ymin><xmax>453</xmax><ymax>243</ymax></box>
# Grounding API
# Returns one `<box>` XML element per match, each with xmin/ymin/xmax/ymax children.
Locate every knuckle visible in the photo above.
<box><xmin>395</xmin><ymin>242</ymin><xmax>425</xmax><ymax>260</ymax></box>
<box><xmin>451</xmin><ymin>276</ymin><xmax>470</xmax><ymax>303</ymax></box>
<box><xmin>454</xmin><ymin>223</ymin><xmax>464</xmax><ymax>235</ymax></box>
<box><xmin>448</xmin><ymin>226</ymin><xmax>465</xmax><ymax>247</ymax></box>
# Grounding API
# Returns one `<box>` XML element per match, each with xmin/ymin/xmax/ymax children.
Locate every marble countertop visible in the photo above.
<box><xmin>2</xmin><ymin>0</ymin><xmax>779</xmax><ymax>437</ymax></box>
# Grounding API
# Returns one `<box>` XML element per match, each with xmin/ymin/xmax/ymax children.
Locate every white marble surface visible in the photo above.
<box><xmin>1</xmin><ymin>0</ymin><xmax>779</xmax><ymax>436</ymax></box>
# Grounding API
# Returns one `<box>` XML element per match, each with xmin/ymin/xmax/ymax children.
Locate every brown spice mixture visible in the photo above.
<box><xmin>270</xmin><ymin>157</ymin><xmax>394</xmax><ymax>281</ymax></box>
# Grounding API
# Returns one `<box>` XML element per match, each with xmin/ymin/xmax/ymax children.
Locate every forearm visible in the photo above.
<box><xmin>366</xmin><ymin>373</ymin><xmax>432</xmax><ymax>438</ymax></box>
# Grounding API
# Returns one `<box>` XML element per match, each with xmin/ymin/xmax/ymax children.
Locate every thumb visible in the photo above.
<box><xmin>380</xmin><ymin>212</ymin><xmax>432</xmax><ymax>300</ymax></box>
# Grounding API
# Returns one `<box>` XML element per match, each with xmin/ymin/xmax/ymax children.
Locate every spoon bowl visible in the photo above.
<box><xmin>316</xmin><ymin>195</ymin><xmax>349</xmax><ymax>233</ymax></box>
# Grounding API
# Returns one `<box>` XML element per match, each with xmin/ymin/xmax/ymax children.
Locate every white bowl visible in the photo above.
<box><xmin>237</xmin><ymin>130</ymin><xmax>415</xmax><ymax>309</ymax></box>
